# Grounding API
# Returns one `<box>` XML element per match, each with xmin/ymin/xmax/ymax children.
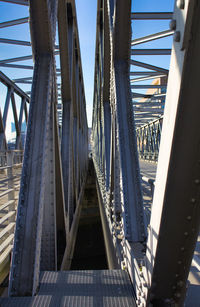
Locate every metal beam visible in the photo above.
<box><xmin>131</xmin><ymin>49</ymin><xmax>171</xmax><ymax>55</ymax></box>
<box><xmin>9</xmin><ymin>0</ymin><xmax>59</xmax><ymax>296</ymax></box>
<box><xmin>0</xmin><ymin>38</ymin><xmax>31</xmax><ymax>46</ymax></box>
<box><xmin>130</xmin><ymin>74</ymin><xmax>166</xmax><ymax>82</ymax></box>
<box><xmin>0</xmin><ymin>51</ymin><xmax>59</xmax><ymax>64</ymax></box>
<box><xmin>0</xmin><ymin>63</ymin><xmax>33</xmax><ymax>69</ymax></box>
<box><xmin>145</xmin><ymin>0</ymin><xmax>200</xmax><ymax>304</ymax></box>
<box><xmin>131</xmin><ymin>84</ymin><xmax>166</xmax><ymax>89</ymax></box>
<box><xmin>130</xmin><ymin>59</ymin><xmax>168</xmax><ymax>74</ymax></box>
<box><xmin>132</xmin><ymin>30</ymin><xmax>174</xmax><ymax>46</ymax></box>
<box><xmin>0</xmin><ymin>17</ymin><xmax>28</xmax><ymax>28</ymax></box>
<box><xmin>0</xmin><ymin>0</ymin><xmax>28</xmax><ymax>5</ymax></box>
<box><xmin>0</xmin><ymin>71</ymin><xmax>30</xmax><ymax>99</ymax></box>
<box><xmin>130</xmin><ymin>71</ymin><xmax>166</xmax><ymax>76</ymax></box>
<box><xmin>131</xmin><ymin>12</ymin><xmax>173</xmax><ymax>20</ymax></box>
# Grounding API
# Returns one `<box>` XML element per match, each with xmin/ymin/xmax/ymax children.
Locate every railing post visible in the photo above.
<box><xmin>7</xmin><ymin>151</ymin><xmax>15</xmax><ymax>218</ymax></box>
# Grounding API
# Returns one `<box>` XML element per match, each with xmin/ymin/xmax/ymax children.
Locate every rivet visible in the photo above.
<box><xmin>194</xmin><ymin>179</ymin><xmax>200</xmax><ymax>184</ymax></box>
<box><xmin>169</xmin><ymin>19</ymin><xmax>177</xmax><ymax>31</ymax></box>
<box><xmin>187</xmin><ymin>216</ymin><xmax>192</xmax><ymax>221</ymax></box>
<box><xmin>178</xmin><ymin>260</ymin><xmax>182</xmax><ymax>265</ymax></box>
<box><xmin>191</xmin><ymin>198</ymin><xmax>196</xmax><ymax>204</ymax></box>
<box><xmin>174</xmin><ymin>31</ymin><xmax>181</xmax><ymax>42</ymax></box>
<box><xmin>184</xmin><ymin>232</ymin><xmax>188</xmax><ymax>236</ymax></box>
<box><xmin>177</xmin><ymin>0</ymin><xmax>185</xmax><ymax>9</ymax></box>
<box><xmin>177</xmin><ymin>280</ymin><xmax>184</xmax><ymax>287</ymax></box>
<box><xmin>181</xmin><ymin>247</ymin><xmax>185</xmax><ymax>251</ymax></box>
<box><xmin>175</xmin><ymin>292</ymin><xmax>181</xmax><ymax>298</ymax></box>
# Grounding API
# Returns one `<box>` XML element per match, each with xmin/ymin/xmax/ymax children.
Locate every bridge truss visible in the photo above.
<box><xmin>0</xmin><ymin>0</ymin><xmax>88</xmax><ymax>296</ymax></box>
<box><xmin>0</xmin><ymin>0</ymin><xmax>199</xmax><ymax>306</ymax></box>
<box><xmin>92</xmin><ymin>0</ymin><xmax>200</xmax><ymax>305</ymax></box>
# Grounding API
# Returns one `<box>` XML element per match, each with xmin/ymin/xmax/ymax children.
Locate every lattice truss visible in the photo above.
<box><xmin>92</xmin><ymin>0</ymin><xmax>200</xmax><ymax>306</ymax></box>
<box><xmin>0</xmin><ymin>0</ymin><xmax>88</xmax><ymax>296</ymax></box>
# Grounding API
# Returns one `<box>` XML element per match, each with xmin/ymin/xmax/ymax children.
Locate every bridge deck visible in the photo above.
<box><xmin>0</xmin><ymin>270</ymin><xmax>136</xmax><ymax>306</ymax></box>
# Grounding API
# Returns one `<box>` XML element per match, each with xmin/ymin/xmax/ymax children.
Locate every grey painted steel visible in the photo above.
<box><xmin>130</xmin><ymin>59</ymin><xmax>168</xmax><ymax>74</ymax></box>
<box><xmin>0</xmin><ymin>63</ymin><xmax>33</xmax><ymax>70</ymax></box>
<box><xmin>144</xmin><ymin>0</ymin><xmax>200</xmax><ymax>305</ymax></box>
<box><xmin>1</xmin><ymin>270</ymin><xmax>136</xmax><ymax>306</ymax></box>
<box><xmin>58</xmin><ymin>0</ymin><xmax>88</xmax><ymax>259</ymax></box>
<box><xmin>7</xmin><ymin>0</ymin><xmax>88</xmax><ymax>296</ymax></box>
<box><xmin>0</xmin><ymin>17</ymin><xmax>28</xmax><ymax>28</ymax></box>
<box><xmin>131</xmin><ymin>30</ymin><xmax>174</xmax><ymax>46</ymax></box>
<box><xmin>131</xmin><ymin>84</ymin><xmax>166</xmax><ymax>89</ymax></box>
<box><xmin>1</xmin><ymin>0</ymin><xmax>28</xmax><ymax>5</ymax></box>
<box><xmin>8</xmin><ymin>0</ymin><xmax>60</xmax><ymax>296</ymax></box>
<box><xmin>0</xmin><ymin>38</ymin><xmax>31</xmax><ymax>46</ymax></box>
<box><xmin>0</xmin><ymin>71</ymin><xmax>29</xmax><ymax>150</ymax></box>
<box><xmin>131</xmin><ymin>12</ymin><xmax>173</xmax><ymax>20</ymax></box>
<box><xmin>131</xmin><ymin>48</ymin><xmax>171</xmax><ymax>56</ymax></box>
<box><xmin>92</xmin><ymin>0</ymin><xmax>146</xmax><ymax>282</ymax></box>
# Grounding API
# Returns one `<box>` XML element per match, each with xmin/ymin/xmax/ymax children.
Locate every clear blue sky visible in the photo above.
<box><xmin>0</xmin><ymin>0</ymin><xmax>175</xmax><ymax>132</ymax></box>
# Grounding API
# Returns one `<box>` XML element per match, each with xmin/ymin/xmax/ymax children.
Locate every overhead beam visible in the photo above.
<box><xmin>0</xmin><ymin>0</ymin><xmax>28</xmax><ymax>5</ymax></box>
<box><xmin>130</xmin><ymin>71</ymin><xmax>167</xmax><ymax>76</ymax></box>
<box><xmin>0</xmin><ymin>51</ymin><xmax>59</xmax><ymax>64</ymax></box>
<box><xmin>0</xmin><ymin>63</ymin><xmax>33</xmax><ymax>69</ymax></box>
<box><xmin>131</xmin><ymin>59</ymin><xmax>169</xmax><ymax>74</ymax></box>
<box><xmin>131</xmin><ymin>12</ymin><xmax>173</xmax><ymax>20</ymax></box>
<box><xmin>0</xmin><ymin>17</ymin><xmax>28</xmax><ymax>28</ymax></box>
<box><xmin>131</xmin><ymin>49</ymin><xmax>171</xmax><ymax>55</ymax></box>
<box><xmin>131</xmin><ymin>84</ymin><xmax>166</xmax><ymax>89</ymax></box>
<box><xmin>130</xmin><ymin>74</ymin><xmax>166</xmax><ymax>82</ymax></box>
<box><xmin>131</xmin><ymin>30</ymin><xmax>174</xmax><ymax>46</ymax></box>
<box><xmin>0</xmin><ymin>38</ymin><xmax>31</xmax><ymax>46</ymax></box>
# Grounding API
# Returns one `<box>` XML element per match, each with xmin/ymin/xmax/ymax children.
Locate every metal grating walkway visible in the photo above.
<box><xmin>0</xmin><ymin>270</ymin><xmax>136</xmax><ymax>307</ymax></box>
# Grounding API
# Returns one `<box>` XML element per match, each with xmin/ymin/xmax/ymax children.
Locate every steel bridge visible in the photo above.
<box><xmin>0</xmin><ymin>0</ymin><xmax>199</xmax><ymax>306</ymax></box>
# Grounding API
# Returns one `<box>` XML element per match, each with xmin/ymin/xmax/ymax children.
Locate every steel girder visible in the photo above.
<box><xmin>93</xmin><ymin>0</ymin><xmax>200</xmax><ymax>306</ymax></box>
<box><xmin>0</xmin><ymin>71</ymin><xmax>29</xmax><ymax>150</ymax></box>
<box><xmin>8</xmin><ymin>0</ymin><xmax>88</xmax><ymax>296</ymax></box>
<box><xmin>144</xmin><ymin>0</ymin><xmax>200</xmax><ymax>305</ymax></box>
<box><xmin>92</xmin><ymin>0</ymin><xmax>146</xmax><ymax>271</ymax></box>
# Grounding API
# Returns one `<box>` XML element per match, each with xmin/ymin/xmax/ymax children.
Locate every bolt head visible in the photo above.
<box><xmin>169</xmin><ymin>19</ymin><xmax>177</xmax><ymax>31</ymax></box>
<box><xmin>174</xmin><ymin>31</ymin><xmax>181</xmax><ymax>42</ymax></box>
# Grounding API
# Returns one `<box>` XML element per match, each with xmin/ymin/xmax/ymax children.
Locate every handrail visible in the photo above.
<box><xmin>0</xmin><ymin>150</ymin><xmax>22</xmax><ymax>284</ymax></box>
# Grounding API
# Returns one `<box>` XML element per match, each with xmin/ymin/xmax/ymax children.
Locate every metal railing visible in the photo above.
<box><xmin>136</xmin><ymin>116</ymin><xmax>163</xmax><ymax>161</ymax></box>
<box><xmin>0</xmin><ymin>150</ymin><xmax>22</xmax><ymax>284</ymax></box>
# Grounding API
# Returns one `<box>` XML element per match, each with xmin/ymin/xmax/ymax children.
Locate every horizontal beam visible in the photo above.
<box><xmin>0</xmin><ymin>63</ymin><xmax>33</xmax><ymax>69</ymax></box>
<box><xmin>135</xmin><ymin>112</ymin><xmax>163</xmax><ymax>117</ymax></box>
<box><xmin>130</xmin><ymin>74</ymin><xmax>166</xmax><ymax>82</ymax></box>
<box><xmin>0</xmin><ymin>0</ymin><xmax>28</xmax><ymax>5</ymax></box>
<box><xmin>130</xmin><ymin>71</ymin><xmax>166</xmax><ymax>76</ymax></box>
<box><xmin>0</xmin><ymin>17</ymin><xmax>28</xmax><ymax>28</ymax></box>
<box><xmin>131</xmin><ymin>49</ymin><xmax>171</xmax><ymax>55</ymax></box>
<box><xmin>0</xmin><ymin>55</ymin><xmax>32</xmax><ymax>64</ymax></box>
<box><xmin>0</xmin><ymin>38</ymin><xmax>31</xmax><ymax>46</ymax></box>
<box><xmin>13</xmin><ymin>77</ymin><xmax>33</xmax><ymax>82</ymax></box>
<box><xmin>132</xmin><ymin>30</ymin><xmax>174</xmax><ymax>46</ymax></box>
<box><xmin>0</xmin><ymin>51</ymin><xmax>59</xmax><ymax>64</ymax></box>
<box><xmin>134</xmin><ymin>107</ymin><xmax>164</xmax><ymax>113</ymax></box>
<box><xmin>131</xmin><ymin>12</ymin><xmax>173</xmax><ymax>20</ymax></box>
<box><xmin>131</xmin><ymin>84</ymin><xmax>166</xmax><ymax>89</ymax></box>
<box><xmin>133</xmin><ymin>101</ymin><xmax>165</xmax><ymax>107</ymax></box>
<box><xmin>130</xmin><ymin>59</ymin><xmax>169</xmax><ymax>74</ymax></box>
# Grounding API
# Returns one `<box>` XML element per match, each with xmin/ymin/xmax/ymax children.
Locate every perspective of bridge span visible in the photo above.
<box><xmin>0</xmin><ymin>0</ymin><xmax>199</xmax><ymax>306</ymax></box>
